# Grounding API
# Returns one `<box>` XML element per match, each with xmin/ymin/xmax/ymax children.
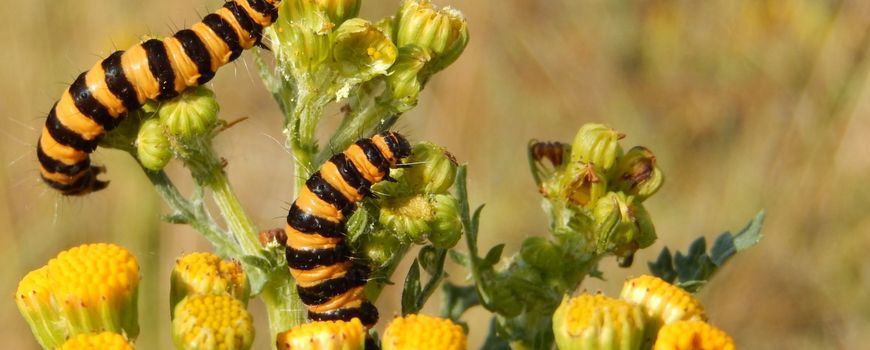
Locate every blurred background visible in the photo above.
<box><xmin>1</xmin><ymin>0</ymin><xmax>868</xmax><ymax>348</ymax></box>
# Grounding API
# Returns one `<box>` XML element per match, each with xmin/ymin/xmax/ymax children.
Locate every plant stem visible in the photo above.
<box><xmin>209</xmin><ymin>172</ymin><xmax>262</xmax><ymax>258</ymax></box>
<box><xmin>260</xmin><ymin>272</ymin><xmax>306</xmax><ymax>346</ymax></box>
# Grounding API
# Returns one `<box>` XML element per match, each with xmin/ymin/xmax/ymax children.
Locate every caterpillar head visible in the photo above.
<box><xmin>381</xmin><ymin>131</ymin><xmax>412</xmax><ymax>162</ymax></box>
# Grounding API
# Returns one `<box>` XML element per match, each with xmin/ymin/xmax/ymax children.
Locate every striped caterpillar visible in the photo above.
<box><xmin>37</xmin><ymin>0</ymin><xmax>281</xmax><ymax>195</ymax></box>
<box><xmin>284</xmin><ymin>131</ymin><xmax>412</xmax><ymax>328</ymax></box>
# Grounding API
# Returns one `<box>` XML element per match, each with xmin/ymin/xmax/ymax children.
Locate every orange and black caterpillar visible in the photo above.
<box><xmin>37</xmin><ymin>0</ymin><xmax>281</xmax><ymax>195</ymax></box>
<box><xmin>284</xmin><ymin>131</ymin><xmax>412</xmax><ymax>328</ymax></box>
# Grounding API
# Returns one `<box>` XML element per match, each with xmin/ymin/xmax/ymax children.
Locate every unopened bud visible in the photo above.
<box><xmin>382</xmin><ymin>314</ymin><xmax>466</xmax><ymax>350</ymax></box>
<box><xmin>158</xmin><ymin>86</ymin><xmax>219</xmax><ymax>139</ymax></box>
<box><xmin>428</xmin><ymin>194</ymin><xmax>462</xmax><ymax>248</ymax></box>
<box><xmin>611</xmin><ymin>146</ymin><xmax>663</xmax><ymax>201</ymax></box>
<box><xmin>317</xmin><ymin>0</ymin><xmax>361</xmax><ymax>26</ymax></box>
<box><xmin>552</xmin><ymin>294</ymin><xmax>646</xmax><ymax>350</ymax></box>
<box><xmin>385</xmin><ymin>46</ymin><xmax>432</xmax><ymax>111</ymax></box>
<box><xmin>653</xmin><ymin>320</ymin><xmax>734</xmax><ymax>350</ymax></box>
<box><xmin>136</xmin><ymin>118</ymin><xmax>172</xmax><ymax>171</ymax></box>
<box><xmin>592</xmin><ymin>192</ymin><xmax>657</xmax><ymax>256</ymax></box>
<box><xmin>403</xmin><ymin>142</ymin><xmax>458</xmax><ymax>194</ymax></box>
<box><xmin>570</xmin><ymin>124</ymin><xmax>623</xmax><ymax>172</ymax></box>
<box><xmin>276</xmin><ymin>318</ymin><xmax>365</xmax><ymax>350</ymax></box>
<box><xmin>58</xmin><ymin>332</ymin><xmax>134</xmax><ymax>350</ymax></box>
<box><xmin>360</xmin><ymin>229</ymin><xmax>402</xmax><ymax>267</ymax></box>
<box><xmin>172</xmin><ymin>294</ymin><xmax>254</xmax><ymax>350</ymax></box>
<box><xmin>395</xmin><ymin>0</ymin><xmax>469</xmax><ymax>76</ymax></box>
<box><xmin>170</xmin><ymin>252</ymin><xmax>249</xmax><ymax>316</ymax></box>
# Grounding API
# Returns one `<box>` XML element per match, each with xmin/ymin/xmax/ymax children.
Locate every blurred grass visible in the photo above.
<box><xmin>1</xmin><ymin>0</ymin><xmax>868</xmax><ymax>349</ymax></box>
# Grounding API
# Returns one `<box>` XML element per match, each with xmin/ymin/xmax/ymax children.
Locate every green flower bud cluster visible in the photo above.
<box><xmin>535</xmin><ymin>123</ymin><xmax>664</xmax><ymax>264</ymax></box>
<box><xmin>100</xmin><ymin>86</ymin><xmax>222</xmax><ymax>172</ymax></box>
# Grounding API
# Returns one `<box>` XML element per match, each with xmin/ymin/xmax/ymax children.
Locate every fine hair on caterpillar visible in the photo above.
<box><xmin>284</xmin><ymin>131</ymin><xmax>412</xmax><ymax>329</ymax></box>
<box><xmin>36</xmin><ymin>0</ymin><xmax>282</xmax><ymax>196</ymax></box>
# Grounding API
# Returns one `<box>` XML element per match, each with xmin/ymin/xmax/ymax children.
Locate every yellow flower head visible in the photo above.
<box><xmin>382</xmin><ymin>314</ymin><xmax>466</xmax><ymax>350</ymax></box>
<box><xmin>552</xmin><ymin>294</ymin><xmax>646</xmax><ymax>350</ymax></box>
<box><xmin>276</xmin><ymin>318</ymin><xmax>365</xmax><ymax>350</ymax></box>
<box><xmin>58</xmin><ymin>332</ymin><xmax>135</xmax><ymax>350</ymax></box>
<box><xmin>170</xmin><ymin>252</ymin><xmax>248</xmax><ymax>314</ymax></box>
<box><xmin>172</xmin><ymin>294</ymin><xmax>254</xmax><ymax>350</ymax></box>
<box><xmin>15</xmin><ymin>243</ymin><xmax>140</xmax><ymax>348</ymax></box>
<box><xmin>620</xmin><ymin>275</ymin><xmax>706</xmax><ymax>324</ymax></box>
<box><xmin>653</xmin><ymin>321</ymin><xmax>735</xmax><ymax>350</ymax></box>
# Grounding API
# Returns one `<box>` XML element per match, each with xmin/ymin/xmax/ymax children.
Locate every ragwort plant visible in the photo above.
<box><xmin>16</xmin><ymin>0</ymin><xmax>764</xmax><ymax>349</ymax></box>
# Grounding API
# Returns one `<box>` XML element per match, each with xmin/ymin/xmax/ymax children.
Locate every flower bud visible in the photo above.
<box><xmin>395</xmin><ymin>0</ymin><xmax>469</xmax><ymax>76</ymax></box>
<box><xmin>403</xmin><ymin>142</ymin><xmax>458</xmax><ymax>194</ymax></box>
<box><xmin>59</xmin><ymin>332</ymin><xmax>134</xmax><ymax>350</ymax></box>
<box><xmin>272</xmin><ymin>16</ymin><xmax>332</xmax><ymax>73</ymax></box>
<box><xmin>570</xmin><ymin>124</ymin><xmax>623</xmax><ymax>172</ymax></box>
<box><xmin>158</xmin><ymin>86</ymin><xmax>219</xmax><ymax>139</ymax></box>
<box><xmin>379</xmin><ymin>194</ymin><xmax>434</xmax><ymax>244</ymax></box>
<box><xmin>317</xmin><ymin>0</ymin><xmax>361</xmax><ymax>26</ymax></box>
<box><xmin>653</xmin><ymin>320</ymin><xmax>734</xmax><ymax>350</ymax></box>
<box><xmin>170</xmin><ymin>252</ymin><xmax>249</xmax><ymax>316</ymax></box>
<box><xmin>278</xmin><ymin>0</ymin><xmax>333</xmax><ymax>31</ymax></box>
<box><xmin>552</xmin><ymin>294</ymin><xmax>646</xmax><ymax>350</ymax></box>
<box><xmin>385</xmin><ymin>46</ymin><xmax>432</xmax><ymax>112</ymax></box>
<box><xmin>276</xmin><ymin>318</ymin><xmax>365</xmax><ymax>350</ymax></box>
<box><xmin>333</xmin><ymin>18</ymin><xmax>398</xmax><ymax>81</ymax></box>
<box><xmin>611</xmin><ymin>146</ymin><xmax>664</xmax><ymax>202</ymax></box>
<box><xmin>592</xmin><ymin>192</ymin><xmax>657</xmax><ymax>256</ymax></box>
<box><xmin>382</xmin><ymin>314</ymin><xmax>466</xmax><ymax>350</ymax></box>
<box><xmin>562</xmin><ymin>162</ymin><xmax>608</xmax><ymax>207</ymax></box>
<box><xmin>620</xmin><ymin>275</ymin><xmax>706</xmax><ymax>325</ymax></box>
<box><xmin>15</xmin><ymin>243</ymin><xmax>140</xmax><ymax>347</ymax></box>
<box><xmin>136</xmin><ymin>118</ymin><xmax>172</xmax><ymax>171</ymax></box>
<box><xmin>428</xmin><ymin>194</ymin><xmax>462</xmax><ymax>248</ymax></box>
<box><xmin>519</xmin><ymin>236</ymin><xmax>562</xmax><ymax>273</ymax></box>
<box><xmin>172</xmin><ymin>294</ymin><xmax>254</xmax><ymax>350</ymax></box>
<box><xmin>359</xmin><ymin>229</ymin><xmax>402</xmax><ymax>267</ymax></box>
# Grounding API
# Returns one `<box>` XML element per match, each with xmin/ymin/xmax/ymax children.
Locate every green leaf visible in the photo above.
<box><xmin>240</xmin><ymin>255</ymin><xmax>273</xmax><ymax>272</ymax></box>
<box><xmin>401</xmin><ymin>260</ymin><xmax>422</xmax><ymax>315</ymax></box>
<box><xmin>648</xmin><ymin>247</ymin><xmax>677</xmax><ymax>283</ymax></box>
<box><xmin>483</xmin><ymin>244</ymin><xmax>506</xmax><ymax>267</ymax></box>
<box><xmin>440</xmin><ymin>282</ymin><xmax>480</xmax><ymax>322</ymax></box>
<box><xmin>448</xmin><ymin>250</ymin><xmax>470</xmax><ymax>267</ymax></box>
<box><xmin>418</xmin><ymin>245</ymin><xmax>440</xmax><ymax>275</ymax></box>
<box><xmin>733</xmin><ymin>210</ymin><xmax>765</xmax><ymax>251</ymax></box>
<box><xmin>481</xmin><ymin>318</ymin><xmax>511</xmax><ymax>350</ymax></box>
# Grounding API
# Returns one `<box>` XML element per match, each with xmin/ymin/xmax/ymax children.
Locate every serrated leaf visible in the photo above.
<box><xmin>401</xmin><ymin>260</ymin><xmax>422</xmax><ymax>315</ymax></box>
<box><xmin>448</xmin><ymin>250</ymin><xmax>470</xmax><ymax>267</ymax></box>
<box><xmin>240</xmin><ymin>255</ymin><xmax>273</xmax><ymax>271</ymax></box>
<box><xmin>648</xmin><ymin>247</ymin><xmax>677</xmax><ymax>283</ymax></box>
<box><xmin>483</xmin><ymin>244</ymin><xmax>506</xmax><ymax>267</ymax></box>
<box><xmin>710</xmin><ymin>232</ymin><xmax>736</xmax><ymax>266</ymax></box>
<box><xmin>734</xmin><ymin>210</ymin><xmax>765</xmax><ymax>251</ymax></box>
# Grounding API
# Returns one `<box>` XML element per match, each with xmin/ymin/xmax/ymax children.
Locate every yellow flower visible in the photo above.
<box><xmin>170</xmin><ymin>252</ymin><xmax>248</xmax><ymax>315</ymax></box>
<box><xmin>276</xmin><ymin>318</ymin><xmax>365</xmax><ymax>350</ymax></box>
<box><xmin>552</xmin><ymin>294</ymin><xmax>646</xmax><ymax>350</ymax></box>
<box><xmin>382</xmin><ymin>314</ymin><xmax>466</xmax><ymax>350</ymax></box>
<box><xmin>653</xmin><ymin>321</ymin><xmax>735</xmax><ymax>350</ymax></box>
<box><xmin>15</xmin><ymin>243</ymin><xmax>140</xmax><ymax>348</ymax></box>
<box><xmin>620</xmin><ymin>275</ymin><xmax>706</xmax><ymax>325</ymax></box>
<box><xmin>172</xmin><ymin>294</ymin><xmax>254</xmax><ymax>350</ymax></box>
<box><xmin>58</xmin><ymin>332</ymin><xmax>134</xmax><ymax>350</ymax></box>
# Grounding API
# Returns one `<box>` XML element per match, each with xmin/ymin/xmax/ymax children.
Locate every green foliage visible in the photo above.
<box><xmin>648</xmin><ymin>211</ymin><xmax>765</xmax><ymax>293</ymax></box>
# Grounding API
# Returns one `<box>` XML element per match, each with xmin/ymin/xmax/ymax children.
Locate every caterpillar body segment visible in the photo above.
<box><xmin>37</xmin><ymin>0</ymin><xmax>281</xmax><ymax>195</ymax></box>
<box><xmin>285</xmin><ymin>131</ymin><xmax>412</xmax><ymax>328</ymax></box>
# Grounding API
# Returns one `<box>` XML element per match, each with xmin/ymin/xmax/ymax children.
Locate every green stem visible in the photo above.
<box><xmin>209</xmin><ymin>172</ymin><xmax>263</xmax><ymax>258</ymax></box>
<box><xmin>260</xmin><ymin>271</ymin><xmax>306</xmax><ymax>346</ymax></box>
<box><xmin>455</xmin><ymin>165</ymin><xmax>494</xmax><ymax>307</ymax></box>
<box><xmin>142</xmin><ymin>169</ymin><xmax>241</xmax><ymax>257</ymax></box>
